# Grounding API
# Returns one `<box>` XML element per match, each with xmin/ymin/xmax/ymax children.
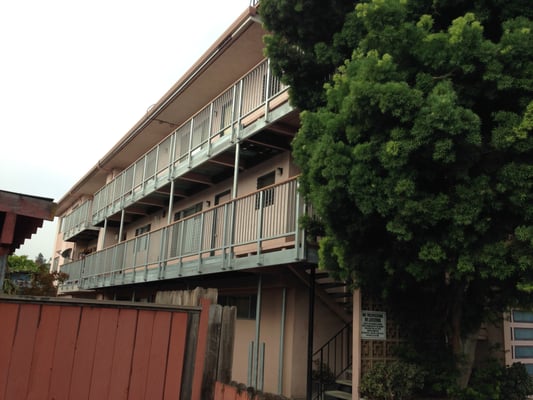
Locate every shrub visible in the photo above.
<box><xmin>360</xmin><ymin>361</ymin><xmax>425</xmax><ymax>400</ymax></box>
<box><xmin>450</xmin><ymin>360</ymin><xmax>533</xmax><ymax>400</ymax></box>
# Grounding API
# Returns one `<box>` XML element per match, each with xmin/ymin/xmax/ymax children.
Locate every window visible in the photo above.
<box><xmin>514</xmin><ymin>328</ymin><xmax>533</xmax><ymax>341</ymax></box>
<box><xmin>255</xmin><ymin>171</ymin><xmax>275</xmax><ymax>209</ymax></box>
<box><xmin>135</xmin><ymin>224</ymin><xmax>151</xmax><ymax>252</ymax></box>
<box><xmin>174</xmin><ymin>203</ymin><xmax>203</xmax><ymax>254</ymax></box>
<box><xmin>174</xmin><ymin>202</ymin><xmax>203</xmax><ymax>221</ymax></box>
<box><xmin>514</xmin><ymin>346</ymin><xmax>533</xmax><ymax>359</ymax></box>
<box><xmin>513</xmin><ymin>311</ymin><xmax>533</xmax><ymax>323</ymax></box>
<box><xmin>219</xmin><ymin>295</ymin><xmax>257</xmax><ymax>319</ymax></box>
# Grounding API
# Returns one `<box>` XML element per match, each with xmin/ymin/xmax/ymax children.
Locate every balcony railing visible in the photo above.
<box><xmin>59</xmin><ymin>178</ymin><xmax>306</xmax><ymax>291</ymax></box>
<box><xmin>61</xmin><ymin>200</ymin><xmax>99</xmax><ymax>241</ymax></box>
<box><xmin>91</xmin><ymin>59</ymin><xmax>289</xmax><ymax>226</ymax></box>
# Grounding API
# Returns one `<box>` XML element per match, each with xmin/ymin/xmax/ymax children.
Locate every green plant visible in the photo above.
<box><xmin>311</xmin><ymin>360</ymin><xmax>336</xmax><ymax>385</ymax></box>
<box><xmin>450</xmin><ymin>360</ymin><xmax>533</xmax><ymax>400</ymax></box>
<box><xmin>360</xmin><ymin>360</ymin><xmax>425</xmax><ymax>400</ymax></box>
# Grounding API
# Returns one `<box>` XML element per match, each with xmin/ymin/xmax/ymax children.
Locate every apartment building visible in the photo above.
<box><xmin>51</xmin><ymin>3</ymin><xmax>532</xmax><ymax>399</ymax></box>
<box><xmin>52</xmin><ymin>5</ymin><xmax>359</xmax><ymax>399</ymax></box>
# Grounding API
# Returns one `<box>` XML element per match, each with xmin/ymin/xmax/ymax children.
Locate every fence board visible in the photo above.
<box><xmin>144</xmin><ymin>311</ymin><xmax>172</xmax><ymax>399</ymax></box>
<box><xmin>26</xmin><ymin>305</ymin><xmax>61</xmax><ymax>400</ymax></box>
<box><xmin>0</xmin><ymin>303</ymin><xmax>19</xmax><ymax>398</ymax></box>
<box><xmin>89</xmin><ymin>308</ymin><xmax>120</xmax><ymax>400</ymax></box>
<box><xmin>219</xmin><ymin>306</ymin><xmax>236</xmax><ymax>383</ymax></box>
<box><xmin>163</xmin><ymin>312</ymin><xmax>189</xmax><ymax>399</ymax></box>
<box><xmin>107</xmin><ymin>309</ymin><xmax>138</xmax><ymax>400</ymax></box>
<box><xmin>49</xmin><ymin>306</ymin><xmax>82</xmax><ymax>400</ymax></box>
<box><xmin>128</xmin><ymin>310</ymin><xmax>155</xmax><ymax>400</ymax></box>
<box><xmin>4</xmin><ymin>304</ymin><xmax>39</xmax><ymax>399</ymax></box>
<box><xmin>68</xmin><ymin>306</ymin><xmax>100</xmax><ymax>400</ymax></box>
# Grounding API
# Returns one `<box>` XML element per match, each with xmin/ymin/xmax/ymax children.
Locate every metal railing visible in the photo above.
<box><xmin>59</xmin><ymin>178</ymin><xmax>303</xmax><ymax>291</ymax></box>
<box><xmin>61</xmin><ymin>200</ymin><xmax>98</xmax><ymax>241</ymax></box>
<box><xmin>90</xmin><ymin>59</ymin><xmax>288</xmax><ymax>225</ymax></box>
<box><xmin>312</xmin><ymin>323</ymin><xmax>353</xmax><ymax>400</ymax></box>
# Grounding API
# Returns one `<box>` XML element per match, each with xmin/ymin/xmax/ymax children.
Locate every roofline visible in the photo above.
<box><xmin>57</xmin><ymin>6</ymin><xmax>260</xmax><ymax>210</ymax></box>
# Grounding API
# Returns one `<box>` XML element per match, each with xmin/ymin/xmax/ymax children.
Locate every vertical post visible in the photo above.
<box><xmin>118</xmin><ymin>209</ymin><xmax>125</xmax><ymax>243</ymax></box>
<box><xmin>264</xmin><ymin>59</ymin><xmax>271</xmax><ymax>122</ymax></box>
<box><xmin>353</xmin><ymin>289</ymin><xmax>362</xmax><ymax>400</ymax></box>
<box><xmin>207</xmin><ymin>102</ymin><xmax>214</xmax><ymax>157</ymax></box>
<box><xmin>232</xmin><ymin>141</ymin><xmax>240</xmax><ymax>199</ymax></box>
<box><xmin>167</xmin><ymin>180</ymin><xmax>175</xmax><ymax>225</ymax></box>
<box><xmin>101</xmin><ymin>217</ymin><xmax>108</xmax><ymax>250</ymax></box>
<box><xmin>0</xmin><ymin>252</ymin><xmax>7</xmax><ymax>294</ymax></box>
<box><xmin>188</xmin><ymin>118</ymin><xmax>195</xmax><ymax>168</ymax></box>
<box><xmin>294</xmin><ymin>180</ymin><xmax>302</xmax><ymax>260</ymax></box>
<box><xmin>307</xmin><ymin>265</ymin><xmax>315</xmax><ymax>400</ymax></box>
<box><xmin>256</xmin><ymin>190</ymin><xmax>264</xmax><ymax>257</ymax></box>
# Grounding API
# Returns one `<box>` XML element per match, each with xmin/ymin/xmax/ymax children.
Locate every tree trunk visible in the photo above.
<box><xmin>448</xmin><ymin>287</ymin><xmax>478</xmax><ymax>389</ymax></box>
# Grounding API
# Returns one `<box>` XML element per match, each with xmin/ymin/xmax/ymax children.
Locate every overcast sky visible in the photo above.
<box><xmin>0</xmin><ymin>0</ymin><xmax>252</xmax><ymax>261</ymax></box>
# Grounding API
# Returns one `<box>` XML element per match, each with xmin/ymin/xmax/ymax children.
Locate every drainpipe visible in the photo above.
<box><xmin>278</xmin><ymin>287</ymin><xmax>287</xmax><ymax>394</ymax></box>
<box><xmin>253</xmin><ymin>274</ymin><xmax>263</xmax><ymax>389</ymax></box>
<box><xmin>307</xmin><ymin>265</ymin><xmax>315</xmax><ymax>400</ymax></box>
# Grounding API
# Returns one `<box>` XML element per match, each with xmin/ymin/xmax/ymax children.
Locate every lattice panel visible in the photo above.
<box><xmin>360</xmin><ymin>295</ymin><xmax>403</xmax><ymax>375</ymax></box>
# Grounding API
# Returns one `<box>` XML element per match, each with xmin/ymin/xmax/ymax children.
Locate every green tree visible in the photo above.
<box><xmin>262</xmin><ymin>0</ymin><xmax>533</xmax><ymax>390</ymax></box>
<box><xmin>4</xmin><ymin>254</ymin><xmax>67</xmax><ymax>296</ymax></box>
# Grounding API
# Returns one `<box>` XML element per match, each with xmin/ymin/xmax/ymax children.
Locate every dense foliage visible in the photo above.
<box><xmin>4</xmin><ymin>254</ymin><xmax>67</xmax><ymax>296</ymax></box>
<box><xmin>262</xmin><ymin>0</ymin><xmax>533</xmax><ymax>390</ymax></box>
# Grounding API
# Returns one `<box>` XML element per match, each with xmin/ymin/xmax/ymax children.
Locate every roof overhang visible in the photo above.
<box><xmin>0</xmin><ymin>190</ymin><xmax>56</xmax><ymax>255</ymax></box>
<box><xmin>56</xmin><ymin>6</ymin><xmax>264</xmax><ymax>215</ymax></box>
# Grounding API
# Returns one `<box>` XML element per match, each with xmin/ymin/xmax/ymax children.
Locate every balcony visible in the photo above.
<box><xmin>59</xmin><ymin>178</ymin><xmax>310</xmax><ymax>293</ymax></box>
<box><xmin>61</xmin><ymin>200</ymin><xmax>99</xmax><ymax>242</ymax></box>
<box><xmin>90</xmin><ymin>59</ymin><xmax>292</xmax><ymax>228</ymax></box>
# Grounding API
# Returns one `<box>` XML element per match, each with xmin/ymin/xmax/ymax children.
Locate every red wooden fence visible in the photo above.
<box><xmin>0</xmin><ymin>295</ymin><xmax>211</xmax><ymax>400</ymax></box>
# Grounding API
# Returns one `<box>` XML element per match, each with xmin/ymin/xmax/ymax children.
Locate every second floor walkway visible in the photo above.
<box><xmin>59</xmin><ymin>178</ymin><xmax>313</xmax><ymax>293</ymax></box>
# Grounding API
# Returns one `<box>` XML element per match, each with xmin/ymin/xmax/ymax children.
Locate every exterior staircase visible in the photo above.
<box><xmin>324</xmin><ymin>369</ymin><xmax>353</xmax><ymax>399</ymax></box>
<box><xmin>291</xmin><ymin>266</ymin><xmax>354</xmax><ymax>399</ymax></box>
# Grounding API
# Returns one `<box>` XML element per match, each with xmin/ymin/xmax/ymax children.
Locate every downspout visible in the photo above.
<box><xmin>253</xmin><ymin>274</ymin><xmax>263</xmax><ymax>389</ymax></box>
<box><xmin>278</xmin><ymin>287</ymin><xmax>287</xmax><ymax>394</ymax></box>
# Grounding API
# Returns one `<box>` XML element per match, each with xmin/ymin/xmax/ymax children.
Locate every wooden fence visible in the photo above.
<box><xmin>0</xmin><ymin>290</ymin><xmax>235</xmax><ymax>400</ymax></box>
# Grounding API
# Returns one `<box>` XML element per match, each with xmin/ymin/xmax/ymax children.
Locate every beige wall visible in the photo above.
<box><xmin>230</xmin><ymin>279</ymin><xmax>347</xmax><ymax>399</ymax></box>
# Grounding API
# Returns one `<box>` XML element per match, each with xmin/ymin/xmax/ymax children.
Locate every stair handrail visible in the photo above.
<box><xmin>312</xmin><ymin>322</ymin><xmax>352</xmax><ymax>400</ymax></box>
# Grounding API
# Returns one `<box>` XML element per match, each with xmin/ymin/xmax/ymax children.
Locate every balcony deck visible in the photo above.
<box><xmin>59</xmin><ymin>178</ymin><xmax>310</xmax><ymax>293</ymax></box>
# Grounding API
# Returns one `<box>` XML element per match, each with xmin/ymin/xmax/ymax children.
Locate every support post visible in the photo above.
<box><xmin>307</xmin><ymin>265</ymin><xmax>315</xmax><ymax>400</ymax></box>
<box><xmin>0</xmin><ymin>252</ymin><xmax>7</xmax><ymax>294</ymax></box>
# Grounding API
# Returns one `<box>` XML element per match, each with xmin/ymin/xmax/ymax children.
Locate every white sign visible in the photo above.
<box><xmin>361</xmin><ymin>310</ymin><xmax>386</xmax><ymax>340</ymax></box>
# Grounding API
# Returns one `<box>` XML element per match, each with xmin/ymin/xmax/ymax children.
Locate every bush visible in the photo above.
<box><xmin>450</xmin><ymin>360</ymin><xmax>533</xmax><ymax>400</ymax></box>
<box><xmin>360</xmin><ymin>361</ymin><xmax>425</xmax><ymax>400</ymax></box>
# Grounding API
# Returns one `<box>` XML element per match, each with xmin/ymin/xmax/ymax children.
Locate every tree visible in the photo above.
<box><xmin>262</xmin><ymin>0</ymin><xmax>533</xmax><ymax>391</ymax></box>
<box><xmin>3</xmin><ymin>254</ymin><xmax>67</xmax><ymax>296</ymax></box>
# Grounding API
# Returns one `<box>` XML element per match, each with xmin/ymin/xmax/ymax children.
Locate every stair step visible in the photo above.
<box><xmin>325</xmin><ymin>390</ymin><xmax>352</xmax><ymax>399</ymax></box>
<box><xmin>320</xmin><ymin>281</ymin><xmax>346</xmax><ymax>289</ymax></box>
<box><xmin>329</xmin><ymin>291</ymin><xmax>352</xmax><ymax>298</ymax></box>
<box><xmin>336</xmin><ymin>379</ymin><xmax>352</xmax><ymax>387</ymax></box>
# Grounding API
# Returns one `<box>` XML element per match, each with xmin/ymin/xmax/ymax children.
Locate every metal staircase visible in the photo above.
<box><xmin>312</xmin><ymin>323</ymin><xmax>353</xmax><ymax>400</ymax></box>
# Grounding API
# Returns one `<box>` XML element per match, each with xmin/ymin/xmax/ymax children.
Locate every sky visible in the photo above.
<box><xmin>0</xmin><ymin>0</ymin><xmax>252</xmax><ymax>261</ymax></box>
